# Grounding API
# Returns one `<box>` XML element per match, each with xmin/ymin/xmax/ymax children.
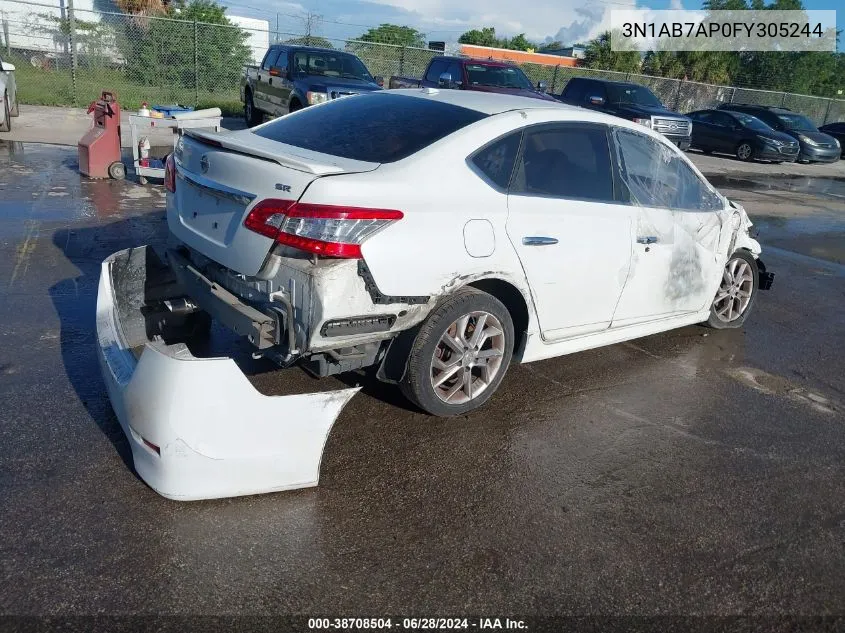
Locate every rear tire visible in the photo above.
<box><xmin>705</xmin><ymin>251</ymin><xmax>758</xmax><ymax>329</ymax></box>
<box><xmin>400</xmin><ymin>288</ymin><xmax>514</xmax><ymax>417</ymax></box>
<box><xmin>244</xmin><ymin>91</ymin><xmax>262</xmax><ymax>127</ymax></box>
<box><xmin>0</xmin><ymin>95</ymin><xmax>10</xmax><ymax>133</ymax></box>
<box><xmin>108</xmin><ymin>161</ymin><xmax>126</xmax><ymax>180</ymax></box>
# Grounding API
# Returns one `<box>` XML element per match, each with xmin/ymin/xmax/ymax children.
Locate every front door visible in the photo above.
<box><xmin>505</xmin><ymin>123</ymin><xmax>634</xmax><ymax>341</ymax></box>
<box><xmin>610</xmin><ymin>127</ymin><xmax>726</xmax><ymax>327</ymax></box>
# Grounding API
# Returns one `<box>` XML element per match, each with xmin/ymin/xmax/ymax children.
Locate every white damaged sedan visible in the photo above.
<box><xmin>98</xmin><ymin>89</ymin><xmax>772</xmax><ymax>498</ymax></box>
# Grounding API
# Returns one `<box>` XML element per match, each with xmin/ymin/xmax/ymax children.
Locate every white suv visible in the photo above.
<box><xmin>162</xmin><ymin>89</ymin><xmax>771</xmax><ymax>417</ymax></box>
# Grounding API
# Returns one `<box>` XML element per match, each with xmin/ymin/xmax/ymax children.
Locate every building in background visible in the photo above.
<box><xmin>226</xmin><ymin>14</ymin><xmax>269</xmax><ymax>65</ymax></box>
<box><xmin>458</xmin><ymin>44</ymin><xmax>577</xmax><ymax>67</ymax></box>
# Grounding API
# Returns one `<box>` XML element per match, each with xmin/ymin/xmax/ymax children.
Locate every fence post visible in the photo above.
<box><xmin>193</xmin><ymin>20</ymin><xmax>199</xmax><ymax>108</ymax></box>
<box><xmin>2</xmin><ymin>19</ymin><xmax>9</xmax><ymax>57</ymax></box>
<box><xmin>823</xmin><ymin>99</ymin><xmax>832</xmax><ymax>125</ymax></box>
<box><xmin>551</xmin><ymin>65</ymin><xmax>559</xmax><ymax>94</ymax></box>
<box><xmin>67</xmin><ymin>0</ymin><xmax>78</xmax><ymax>106</ymax></box>
<box><xmin>729</xmin><ymin>87</ymin><xmax>736</xmax><ymax>103</ymax></box>
<box><xmin>673</xmin><ymin>78</ymin><xmax>683</xmax><ymax>111</ymax></box>
<box><xmin>399</xmin><ymin>46</ymin><xmax>405</xmax><ymax>76</ymax></box>
<box><xmin>780</xmin><ymin>92</ymin><xmax>786</xmax><ymax>107</ymax></box>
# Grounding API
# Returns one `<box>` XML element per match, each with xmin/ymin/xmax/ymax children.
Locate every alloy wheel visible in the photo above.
<box><xmin>430</xmin><ymin>311</ymin><xmax>506</xmax><ymax>404</ymax></box>
<box><xmin>713</xmin><ymin>257</ymin><xmax>754</xmax><ymax>322</ymax></box>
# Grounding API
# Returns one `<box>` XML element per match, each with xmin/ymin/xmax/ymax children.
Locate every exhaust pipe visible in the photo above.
<box><xmin>163</xmin><ymin>298</ymin><xmax>200</xmax><ymax>315</ymax></box>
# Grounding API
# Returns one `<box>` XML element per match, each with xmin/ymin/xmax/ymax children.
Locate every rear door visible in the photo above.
<box><xmin>505</xmin><ymin>122</ymin><xmax>634</xmax><ymax>341</ymax></box>
<box><xmin>255</xmin><ymin>48</ymin><xmax>280</xmax><ymax>112</ymax></box>
<box><xmin>609</xmin><ymin>127</ymin><xmax>726</xmax><ymax>327</ymax></box>
<box><xmin>710</xmin><ymin>111</ymin><xmax>739</xmax><ymax>152</ymax></box>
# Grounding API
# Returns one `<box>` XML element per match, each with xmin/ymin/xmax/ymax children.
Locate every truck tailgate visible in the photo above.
<box><xmin>168</xmin><ymin>130</ymin><xmax>379</xmax><ymax>276</ymax></box>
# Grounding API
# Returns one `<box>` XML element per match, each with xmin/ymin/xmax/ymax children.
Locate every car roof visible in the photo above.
<box><xmin>570</xmin><ymin>77</ymin><xmax>642</xmax><ymax>88</ymax></box>
<box><xmin>387</xmin><ymin>88</ymin><xmax>577</xmax><ymax>115</ymax></box>
<box><xmin>435</xmin><ymin>56</ymin><xmax>519</xmax><ymax>68</ymax></box>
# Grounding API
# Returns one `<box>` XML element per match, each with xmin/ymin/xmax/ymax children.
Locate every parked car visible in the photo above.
<box><xmin>686</xmin><ymin>109</ymin><xmax>800</xmax><ymax>162</ymax></box>
<box><xmin>557</xmin><ymin>77</ymin><xmax>692</xmax><ymax>149</ymax></box>
<box><xmin>389</xmin><ymin>56</ymin><xmax>556</xmax><ymax>102</ymax></box>
<box><xmin>717</xmin><ymin>104</ymin><xmax>840</xmax><ymax>163</ymax></box>
<box><xmin>157</xmin><ymin>90</ymin><xmax>772</xmax><ymax>417</ymax></box>
<box><xmin>818</xmin><ymin>122</ymin><xmax>845</xmax><ymax>157</ymax></box>
<box><xmin>241</xmin><ymin>45</ymin><xmax>382</xmax><ymax>126</ymax></box>
<box><xmin>0</xmin><ymin>54</ymin><xmax>20</xmax><ymax>133</ymax></box>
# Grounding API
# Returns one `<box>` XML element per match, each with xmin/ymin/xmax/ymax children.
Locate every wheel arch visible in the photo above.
<box><xmin>465</xmin><ymin>277</ymin><xmax>530</xmax><ymax>358</ymax></box>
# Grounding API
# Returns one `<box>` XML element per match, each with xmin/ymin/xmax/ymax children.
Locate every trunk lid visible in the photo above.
<box><xmin>167</xmin><ymin>129</ymin><xmax>379</xmax><ymax>276</ymax></box>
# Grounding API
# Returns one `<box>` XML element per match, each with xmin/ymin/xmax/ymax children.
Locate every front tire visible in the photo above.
<box><xmin>736</xmin><ymin>142</ymin><xmax>754</xmax><ymax>162</ymax></box>
<box><xmin>706</xmin><ymin>251</ymin><xmax>758</xmax><ymax>329</ymax></box>
<box><xmin>400</xmin><ymin>288</ymin><xmax>514</xmax><ymax>417</ymax></box>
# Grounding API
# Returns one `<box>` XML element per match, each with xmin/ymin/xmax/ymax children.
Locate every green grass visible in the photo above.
<box><xmin>10</xmin><ymin>55</ymin><xmax>243</xmax><ymax>116</ymax></box>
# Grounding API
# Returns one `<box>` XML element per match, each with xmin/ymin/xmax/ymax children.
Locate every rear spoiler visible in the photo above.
<box><xmin>184</xmin><ymin>129</ymin><xmax>356</xmax><ymax>176</ymax></box>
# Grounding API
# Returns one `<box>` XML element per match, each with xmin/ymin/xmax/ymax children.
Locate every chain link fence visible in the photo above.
<box><xmin>1</xmin><ymin>0</ymin><xmax>844</xmax><ymax>123</ymax></box>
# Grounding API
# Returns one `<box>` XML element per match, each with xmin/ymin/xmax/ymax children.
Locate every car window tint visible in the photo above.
<box><xmin>613</xmin><ymin>128</ymin><xmax>722</xmax><ymax>211</ymax></box>
<box><xmin>275</xmin><ymin>50</ymin><xmax>288</xmax><ymax>72</ymax></box>
<box><xmin>691</xmin><ymin>111</ymin><xmax>713</xmax><ymax>123</ymax></box>
<box><xmin>470</xmin><ymin>131</ymin><xmax>522</xmax><ymax>189</ymax></box>
<box><xmin>426</xmin><ymin>59</ymin><xmax>448</xmax><ymax>82</ymax></box>
<box><xmin>262</xmin><ymin>49</ymin><xmax>280</xmax><ymax>71</ymax></box>
<box><xmin>253</xmin><ymin>93</ymin><xmax>487</xmax><ymax>163</ymax></box>
<box><xmin>447</xmin><ymin>62</ymin><xmax>463</xmax><ymax>84</ymax></box>
<box><xmin>713</xmin><ymin>112</ymin><xmax>735</xmax><ymax>127</ymax></box>
<box><xmin>511</xmin><ymin>124</ymin><xmax>614</xmax><ymax>202</ymax></box>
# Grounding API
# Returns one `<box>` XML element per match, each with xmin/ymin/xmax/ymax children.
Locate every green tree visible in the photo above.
<box><xmin>358</xmin><ymin>24</ymin><xmax>425</xmax><ymax>47</ymax></box>
<box><xmin>458</xmin><ymin>27</ymin><xmax>498</xmax><ymax>47</ymax></box>
<box><xmin>118</xmin><ymin>0</ymin><xmax>250</xmax><ymax>94</ymax></box>
<box><xmin>284</xmin><ymin>36</ymin><xmax>334</xmax><ymax>49</ymax></box>
<box><xmin>508</xmin><ymin>34</ymin><xmax>536</xmax><ymax>51</ymax></box>
<box><xmin>583</xmin><ymin>31</ymin><xmax>641</xmax><ymax>73</ymax></box>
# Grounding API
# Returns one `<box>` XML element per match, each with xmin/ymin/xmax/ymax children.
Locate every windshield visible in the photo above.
<box><xmin>776</xmin><ymin>113</ymin><xmax>817</xmax><ymax>132</ymax></box>
<box><xmin>465</xmin><ymin>64</ymin><xmax>534</xmax><ymax>90</ymax></box>
<box><xmin>727</xmin><ymin>112</ymin><xmax>773</xmax><ymax>132</ymax></box>
<box><xmin>607</xmin><ymin>85</ymin><xmax>663</xmax><ymax>108</ymax></box>
<box><xmin>291</xmin><ymin>51</ymin><xmax>373</xmax><ymax>82</ymax></box>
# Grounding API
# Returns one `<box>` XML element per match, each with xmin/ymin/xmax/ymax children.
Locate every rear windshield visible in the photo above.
<box><xmin>252</xmin><ymin>93</ymin><xmax>488</xmax><ymax>163</ymax></box>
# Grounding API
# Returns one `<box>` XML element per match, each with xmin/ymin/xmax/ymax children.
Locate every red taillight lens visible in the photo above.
<box><xmin>243</xmin><ymin>200</ymin><xmax>403</xmax><ymax>258</ymax></box>
<box><xmin>164</xmin><ymin>154</ymin><xmax>176</xmax><ymax>193</ymax></box>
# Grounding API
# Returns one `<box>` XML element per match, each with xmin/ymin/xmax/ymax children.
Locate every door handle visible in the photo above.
<box><xmin>636</xmin><ymin>236</ymin><xmax>658</xmax><ymax>245</ymax></box>
<box><xmin>522</xmin><ymin>236</ymin><xmax>558</xmax><ymax>246</ymax></box>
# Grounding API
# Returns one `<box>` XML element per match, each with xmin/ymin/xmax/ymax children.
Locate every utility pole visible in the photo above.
<box><xmin>301</xmin><ymin>11</ymin><xmax>321</xmax><ymax>45</ymax></box>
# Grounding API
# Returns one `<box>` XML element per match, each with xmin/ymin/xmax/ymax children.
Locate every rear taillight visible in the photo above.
<box><xmin>243</xmin><ymin>200</ymin><xmax>403</xmax><ymax>258</ymax></box>
<box><xmin>164</xmin><ymin>154</ymin><xmax>176</xmax><ymax>193</ymax></box>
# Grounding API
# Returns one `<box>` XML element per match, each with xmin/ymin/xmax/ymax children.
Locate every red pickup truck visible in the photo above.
<box><xmin>389</xmin><ymin>56</ymin><xmax>557</xmax><ymax>102</ymax></box>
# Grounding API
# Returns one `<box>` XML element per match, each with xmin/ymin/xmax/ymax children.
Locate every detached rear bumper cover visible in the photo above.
<box><xmin>96</xmin><ymin>246</ymin><xmax>359</xmax><ymax>501</ymax></box>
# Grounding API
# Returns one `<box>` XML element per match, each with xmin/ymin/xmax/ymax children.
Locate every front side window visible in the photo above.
<box><xmin>776</xmin><ymin>113</ymin><xmax>817</xmax><ymax>132</ymax></box>
<box><xmin>510</xmin><ymin>124</ymin><xmax>615</xmax><ymax>202</ymax></box>
<box><xmin>613</xmin><ymin>128</ymin><xmax>723</xmax><ymax>211</ymax></box>
<box><xmin>426</xmin><ymin>59</ymin><xmax>449</xmax><ymax>82</ymax></box>
<box><xmin>470</xmin><ymin>131</ymin><xmax>522</xmax><ymax>190</ymax></box>
<box><xmin>262</xmin><ymin>49</ymin><xmax>280</xmax><ymax>71</ymax></box>
<box><xmin>607</xmin><ymin>84</ymin><xmax>662</xmax><ymax>107</ymax></box>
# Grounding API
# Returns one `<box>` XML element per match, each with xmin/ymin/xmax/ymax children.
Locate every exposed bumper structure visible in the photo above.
<box><xmin>96</xmin><ymin>246</ymin><xmax>359</xmax><ymax>501</ymax></box>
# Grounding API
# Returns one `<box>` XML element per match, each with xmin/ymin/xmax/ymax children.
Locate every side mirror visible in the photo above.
<box><xmin>0</xmin><ymin>61</ymin><xmax>15</xmax><ymax>72</ymax></box>
<box><xmin>537</xmin><ymin>80</ymin><xmax>547</xmax><ymax>92</ymax></box>
<box><xmin>588</xmin><ymin>95</ymin><xmax>605</xmax><ymax>106</ymax></box>
<box><xmin>438</xmin><ymin>72</ymin><xmax>453</xmax><ymax>88</ymax></box>
<box><xmin>373</xmin><ymin>75</ymin><xmax>384</xmax><ymax>87</ymax></box>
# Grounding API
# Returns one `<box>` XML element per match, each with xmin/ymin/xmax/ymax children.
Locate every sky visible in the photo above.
<box><xmin>223</xmin><ymin>0</ymin><xmax>842</xmax><ymax>50</ymax></box>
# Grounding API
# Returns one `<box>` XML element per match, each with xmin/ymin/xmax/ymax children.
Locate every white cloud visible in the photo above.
<box><xmin>365</xmin><ymin>0</ymin><xmax>639</xmax><ymax>43</ymax></box>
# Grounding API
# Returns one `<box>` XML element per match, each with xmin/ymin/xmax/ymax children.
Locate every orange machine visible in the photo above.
<box><xmin>78</xmin><ymin>91</ymin><xmax>125</xmax><ymax>180</ymax></box>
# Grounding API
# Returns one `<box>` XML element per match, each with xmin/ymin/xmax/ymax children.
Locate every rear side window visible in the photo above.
<box><xmin>252</xmin><ymin>93</ymin><xmax>487</xmax><ymax>163</ymax></box>
<box><xmin>613</xmin><ymin>128</ymin><xmax>722</xmax><ymax>211</ymax></box>
<box><xmin>511</xmin><ymin>124</ymin><xmax>615</xmax><ymax>202</ymax></box>
<box><xmin>275</xmin><ymin>50</ymin><xmax>288</xmax><ymax>72</ymax></box>
<box><xmin>470</xmin><ymin>131</ymin><xmax>522</xmax><ymax>190</ymax></box>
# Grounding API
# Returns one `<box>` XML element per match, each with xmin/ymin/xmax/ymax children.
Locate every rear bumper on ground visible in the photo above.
<box><xmin>96</xmin><ymin>246</ymin><xmax>359</xmax><ymax>501</ymax></box>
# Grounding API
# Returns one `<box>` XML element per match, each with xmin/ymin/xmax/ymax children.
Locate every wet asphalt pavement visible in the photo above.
<box><xmin>1</xmin><ymin>141</ymin><xmax>844</xmax><ymax>627</ymax></box>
